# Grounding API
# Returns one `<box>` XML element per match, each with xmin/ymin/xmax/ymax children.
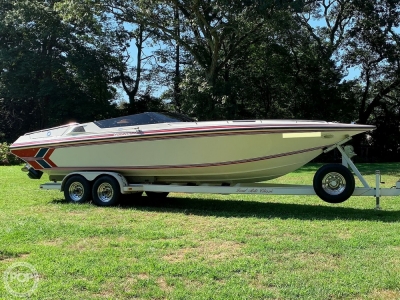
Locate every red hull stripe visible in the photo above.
<box><xmin>29</xmin><ymin>161</ymin><xmax>44</xmax><ymax>170</ymax></box>
<box><xmin>11</xmin><ymin>148</ymin><xmax>41</xmax><ymax>157</ymax></box>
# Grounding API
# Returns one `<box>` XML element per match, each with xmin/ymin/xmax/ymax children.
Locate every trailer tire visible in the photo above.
<box><xmin>145</xmin><ymin>191</ymin><xmax>169</xmax><ymax>199</ymax></box>
<box><xmin>64</xmin><ymin>176</ymin><xmax>91</xmax><ymax>204</ymax></box>
<box><xmin>313</xmin><ymin>164</ymin><xmax>355</xmax><ymax>204</ymax></box>
<box><xmin>92</xmin><ymin>176</ymin><xmax>121</xmax><ymax>206</ymax></box>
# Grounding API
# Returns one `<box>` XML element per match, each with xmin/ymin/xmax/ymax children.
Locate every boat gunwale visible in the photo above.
<box><xmin>10</xmin><ymin>123</ymin><xmax>375</xmax><ymax>150</ymax></box>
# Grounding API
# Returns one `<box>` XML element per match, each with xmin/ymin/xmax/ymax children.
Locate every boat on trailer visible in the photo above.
<box><xmin>11</xmin><ymin>112</ymin><xmax>399</xmax><ymax>208</ymax></box>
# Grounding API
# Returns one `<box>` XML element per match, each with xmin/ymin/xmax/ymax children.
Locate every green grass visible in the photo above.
<box><xmin>1</xmin><ymin>164</ymin><xmax>400</xmax><ymax>299</ymax></box>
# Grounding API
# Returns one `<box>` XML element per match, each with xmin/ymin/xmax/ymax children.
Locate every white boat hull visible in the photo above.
<box><xmin>11</xmin><ymin>120</ymin><xmax>374</xmax><ymax>184</ymax></box>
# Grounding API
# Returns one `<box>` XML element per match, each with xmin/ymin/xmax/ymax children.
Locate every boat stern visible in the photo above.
<box><xmin>10</xmin><ymin>123</ymin><xmax>79</xmax><ymax>179</ymax></box>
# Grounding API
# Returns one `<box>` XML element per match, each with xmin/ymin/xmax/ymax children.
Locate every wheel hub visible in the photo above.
<box><xmin>69</xmin><ymin>182</ymin><xmax>84</xmax><ymax>201</ymax></box>
<box><xmin>322</xmin><ymin>172</ymin><xmax>346</xmax><ymax>195</ymax></box>
<box><xmin>97</xmin><ymin>183</ymin><xmax>114</xmax><ymax>202</ymax></box>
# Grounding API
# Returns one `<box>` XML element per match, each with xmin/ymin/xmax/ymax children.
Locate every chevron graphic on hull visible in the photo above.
<box><xmin>34</xmin><ymin>148</ymin><xmax>57</xmax><ymax>169</ymax></box>
<box><xmin>11</xmin><ymin>148</ymin><xmax>57</xmax><ymax>170</ymax></box>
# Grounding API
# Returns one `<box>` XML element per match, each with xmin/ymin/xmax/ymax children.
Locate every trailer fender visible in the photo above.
<box><xmin>61</xmin><ymin>172</ymin><xmax>128</xmax><ymax>194</ymax></box>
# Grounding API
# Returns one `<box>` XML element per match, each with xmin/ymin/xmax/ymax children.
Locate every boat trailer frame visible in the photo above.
<box><xmin>40</xmin><ymin>137</ymin><xmax>400</xmax><ymax>210</ymax></box>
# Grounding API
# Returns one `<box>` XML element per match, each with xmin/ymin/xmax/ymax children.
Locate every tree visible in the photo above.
<box><xmin>174</xmin><ymin>6</ymin><xmax>356</xmax><ymax>121</ymax></box>
<box><xmin>0</xmin><ymin>0</ymin><xmax>118</xmax><ymax>141</ymax></box>
<box><xmin>105</xmin><ymin>0</ymin><xmax>300</xmax><ymax>119</ymax></box>
<box><xmin>103</xmin><ymin>0</ymin><xmax>166</xmax><ymax>113</ymax></box>
<box><xmin>296</xmin><ymin>0</ymin><xmax>400</xmax><ymax>124</ymax></box>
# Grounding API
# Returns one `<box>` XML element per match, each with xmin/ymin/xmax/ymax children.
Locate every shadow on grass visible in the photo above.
<box><xmin>293</xmin><ymin>163</ymin><xmax>400</xmax><ymax>175</ymax></box>
<box><xmin>52</xmin><ymin>195</ymin><xmax>400</xmax><ymax>222</ymax></box>
<box><xmin>0</xmin><ymin>250</ymin><xmax>27</xmax><ymax>260</ymax></box>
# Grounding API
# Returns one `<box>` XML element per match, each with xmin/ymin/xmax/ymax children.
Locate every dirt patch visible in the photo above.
<box><xmin>247</xmin><ymin>274</ymin><xmax>281</xmax><ymax>297</ymax></box>
<box><xmin>280</xmin><ymin>232</ymin><xmax>302</xmax><ymax>242</ymax></box>
<box><xmin>39</xmin><ymin>238</ymin><xmax>64</xmax><ymax>247</ymax></box>
<box><xmin>157</xmin><ymin>277</ymin><xmax>173</xmax><ymax>292</ymax></box>
<box><xmin>277</xmin><ymin>251</ymin><xmax>341</xmax><ymax>271</ymax></box>
<box><xmin>67</xmin><ymin>236</ymin><xmax>129</xmax><ymax>251</ymax></box>
<box><xmin>163</xmin><ymin>240</ymin><xmax>243</xmax><ymax>263</ymax></box>
<box><xmin>183</xmin><ymin>278</ymin><xmax>204</xmax><ymax>289</ymax></box>
<box><xmin>137</xmin><ymin>273</ymin><xmax>150</xmax><ymax>280</ymax></box>
<box><xmin>337</xmin><ymin>232</ymin><xmax>353</xmax><ymax>239</ymax></box>
<box><xmin>93</xmin><ymin>285</ymin><xmax>115</xmax><ymax>299</ymax></box>
<box><xmin>67</xmin><ymin>237</ymin><xmax>105</xmax><ymax>251</ymax></box>
<box><xmin>119</xmin><ymin>275</ymin><xmax>139</xmax><ymax>294</ymax></box>
<box><xmin>355</xmin><ymin>289</ymin><xmax>400</xmax><ymax>300</ymax></box>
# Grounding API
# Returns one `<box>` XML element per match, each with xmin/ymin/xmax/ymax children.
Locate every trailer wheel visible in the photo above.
<box><xmin>145</xmin><ymin>191</ymin><xmax>169</xmax><ymax>199</ymax></box>
<box><xmin>64</xmin><ymin>176</ymin><xmax>91</xmax><ymax>204</ymax></box>
<box><xmin>313</xmin><ymin>164</ymin><xmax>355</xmax><ymax>204</ymax></box>
<box><xmin>92</xmin><ymin>176</ymin><xmax>121</xmax><ymax>206</ymax></box>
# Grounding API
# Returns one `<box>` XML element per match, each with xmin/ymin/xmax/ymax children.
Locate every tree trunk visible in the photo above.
<box><xmin>173</xmin><ymin>6</ymin><xmax>181</xmax><ymax>113</ymax></box>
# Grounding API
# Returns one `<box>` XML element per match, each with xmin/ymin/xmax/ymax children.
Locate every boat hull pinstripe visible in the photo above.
<box><xmin>10</xmin><ymin>113</ymin><xmax>375</xmax><ymax>184</ymax></box>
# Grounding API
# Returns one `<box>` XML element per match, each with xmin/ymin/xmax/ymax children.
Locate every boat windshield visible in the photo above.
<box><xmin>94</xmin><ymin>112</ymin><xmax>195</xmax><ymax>128</ymax></box>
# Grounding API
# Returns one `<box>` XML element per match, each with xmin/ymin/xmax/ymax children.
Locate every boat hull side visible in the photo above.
<box><xmin>12</xmin><ymin>128</ymin><xmax>366</xmax><ymax>183</ymax></box>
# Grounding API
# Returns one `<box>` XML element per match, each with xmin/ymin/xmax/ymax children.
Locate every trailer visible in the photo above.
<box><xmin>39</xmin><ymin>138</ymin><xmax>400</xmax><ymax>210</ymax></box>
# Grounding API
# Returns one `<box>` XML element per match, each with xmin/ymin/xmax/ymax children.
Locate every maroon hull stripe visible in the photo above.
<box><xmin>42</xmin><ymin>145</ymin><xmax>324</xmax><ymax>172</ymax></box>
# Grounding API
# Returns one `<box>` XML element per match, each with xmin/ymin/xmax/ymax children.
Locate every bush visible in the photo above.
<box><xmin>0</xmin><ymin>142</ymin><xmax>22</xmax><ymax>165</ymax></box>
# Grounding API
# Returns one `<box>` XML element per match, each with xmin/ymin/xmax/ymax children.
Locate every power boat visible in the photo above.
<box><xmin>11</xmin><ymin>112</ymin><xmax>379</xmax><ymax>206</ymax></box>
<box><xmin>11</xmin><ymin>112</ymin><xmax>375</xmax><ymax>185</ymax></box>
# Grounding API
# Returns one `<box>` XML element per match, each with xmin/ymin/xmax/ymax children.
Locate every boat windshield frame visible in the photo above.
<box><xmin>94</xmin><ymin>112</ymin><xmax>195</xmax><ymax>129</ymax></box>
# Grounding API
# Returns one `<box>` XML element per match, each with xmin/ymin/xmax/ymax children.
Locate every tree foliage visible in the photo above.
<box><xmin>0</xmin><ymin>0</ymin><xmax>118</xmax><ymax>141</ymax></box>
<box><xmin>1</xmin><ymin>0</ymin><xmax>399</xmax><ymax>160</ymax></box>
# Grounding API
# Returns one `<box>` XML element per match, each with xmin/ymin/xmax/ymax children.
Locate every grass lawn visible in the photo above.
<box><xmin>1</xmin><ymin>163</ymin><xmax>400</xmax><ymax>299</ymax></box>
